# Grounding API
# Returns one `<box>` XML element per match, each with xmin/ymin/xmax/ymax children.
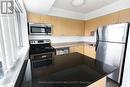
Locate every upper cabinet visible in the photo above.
<box><xmin>85</xmin><ymin>9</ymin><xmax>130</xmax><ymax>36</ymax></box>
<box><xmin>85</xmin><ymin>12</ymin><xmax>119</xmax><ymax>36</ymax></box>
<box><xmin>27</xmin><ymin>12</ymin><xmax>52</xmax><ymax>23</ymax></box>
<box><xmin>28</xmin><ymin>8</ymin><xmax>130</xmax><ymax>36</ymax></box>
<box><xmin>52</xmin><ymin>16</ymin><xmax>85</xmax><ymax>36</ymax></box>
<box><xmin>27</xmin><ymin>12</ymin><xmax>85</xmax><ymax>36</ymax></box>
<box><xmin>40</xmin><ymin>15</ymin><xmax>52</xmax><ymax>24</ymax></box>
<box><xmin>85</xmin><ymin>25</ymin><xmax>97</xmax><ymax>36</ymax></box>
<box><xmin>85</xmin><ymin>19</ymin><xmax>98</xmax><ymax>36</ymax></box>
<box><xmin>97</xmin><ymin>12</ymin><xmax>119</xmax><ymax>26</ymax></box>
<box><xmin>119</xmin><ymin>9</ymin><xmax>130</xmax><ymax>23</ymax></box>
<box><xmin>51</xmin><ymin>16</ymin><xmax>61</xmax><ymax>36</ymax></box>
<box><xmin>28</xmin><ymin>12</ymin><xmax>41</xmax><ymax>23</ymax></box>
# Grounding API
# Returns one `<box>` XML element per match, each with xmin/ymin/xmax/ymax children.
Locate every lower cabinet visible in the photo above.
<box><xmin>70</xmin><ymin>44</ymin><xmax>84</xmax><ymax>54</ymax></box>
<box><xmin>87</xmin><ymin>77</ymin><xmax>106</xmax><ymax>87</ymax></box>
<box><xmin>84</xmin><ymin>44</ymin><xmax>96</xmax><ymax>59</ymax></box>
<box><xmin>69</xmin><ymin>44</ymin><xmax>96</xmax><ymax>59</ymax></box>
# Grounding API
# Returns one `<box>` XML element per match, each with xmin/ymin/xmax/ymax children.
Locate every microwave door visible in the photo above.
<box><xmin>29</xmin><ymin>23</ymin><xmax>52</xmax><ymax>35</ymax></box>
<box><xmin>30</xmin><ymin>26</ymin><xmax>46</xmax><ymax>35</ymax></box>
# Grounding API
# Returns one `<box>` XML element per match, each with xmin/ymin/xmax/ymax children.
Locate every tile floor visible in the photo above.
<box><xmin>106</xmin><ymin>78</ymin><xmax>120</xmax><ymax>87</ymax></box>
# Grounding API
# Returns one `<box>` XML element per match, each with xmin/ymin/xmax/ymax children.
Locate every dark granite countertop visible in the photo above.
<box><xmin>32</xmin><ymin>52</ymin><xmax>117</xmax><ymax>87</ymax></box>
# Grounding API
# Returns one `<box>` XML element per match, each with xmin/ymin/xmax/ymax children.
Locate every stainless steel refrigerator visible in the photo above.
<box><xmin>96</xmin><ymin>23</ymin><xmax>129</xmax><ymax>85</ymax></box>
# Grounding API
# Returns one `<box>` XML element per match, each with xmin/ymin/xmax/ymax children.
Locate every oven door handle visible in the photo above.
<box><xmin>41</xmin><ymin>55</ymin><xmax>47</xmax><ymax>58</ymax></box>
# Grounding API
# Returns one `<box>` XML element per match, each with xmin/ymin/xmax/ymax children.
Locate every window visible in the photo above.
<box><xmin>0</xmin><ymin>19</ymin><xmax>2</xmax><ymax>63</ymax></box>
<box><xmin>0</xmin><ymin>36</ymin><xmax>1</xmax><ymax>63</ymax></box>
<box><xmin>0</xmin><ymin>46</ymin><xmax>2</xmax><ymax>62</ymax></box>
<box><xmin>14</xmin><ymin>8</ymin><xmax>23</xmax><ymax>48</ymax></box>
<box><xmin>0</xmin><ymin>45</ymin><xmax>4</xmax><ymax>79</ymax></box>
<box><xmin>0</xmin><ymin>0</ymin><xmax>29</xmax><ymax>83</ymax></box>
<box><xmin>0</xmin><ymin>19</ymin><xmax>6</xmax><ymax>79</ymax></box>
<box><xmin>0</xmin><ymin>1</ymin><xmax>25</xmax><ymax>73</ymax></box>
<box><xmin>0</xmin><ymin>21</ymin><xmax>3</xmax><ymax>66</ymax></box>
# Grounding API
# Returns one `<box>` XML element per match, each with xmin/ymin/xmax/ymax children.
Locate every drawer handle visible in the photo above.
<box><xmin>42</xmin><ymin>55</ymin><xmax>47</xmax><ymax>58</ymax></box>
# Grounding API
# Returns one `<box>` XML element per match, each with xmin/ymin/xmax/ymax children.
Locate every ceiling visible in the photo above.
<box><xmin>52</xmin><ymin>0</ymin><xmax>118</xmax><ymax>14</ymax></box>
<box><xmin>23</xmin><ymin>0</ymin><xmax>55</xmax><ymax>14</ymax></box>
<box><xmin>23</xmin><ymin>0</ymin><xmax>130</xmax><ymax>20</ymax></box>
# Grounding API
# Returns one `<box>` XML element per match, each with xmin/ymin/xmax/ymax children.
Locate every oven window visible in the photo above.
<box><xmin>31</xmin><ymin>27</ymin><xmax>45</xmax><ymax>33</ymax></box>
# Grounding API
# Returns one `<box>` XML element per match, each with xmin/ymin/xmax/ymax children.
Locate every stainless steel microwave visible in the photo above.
<box><xmin>29</xmin><ymin>23</ymin><xmax>52</xmax><ymax>35</ymax></box>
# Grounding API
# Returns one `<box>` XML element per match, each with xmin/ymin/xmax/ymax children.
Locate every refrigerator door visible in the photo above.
<box><xmin>96</xmin><ymin>42</ymin><xmax>125</xmax><ymax>83</ymax></box>
<box><xmin>98</xmin><ymin>23</ymin><xmax>128</xmax><ymax>43</ymax></box>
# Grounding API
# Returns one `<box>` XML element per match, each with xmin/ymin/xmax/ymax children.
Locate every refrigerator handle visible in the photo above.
<box><xmin>95</xmin><ymin>29</ymin><xmax>99</xmax><ymax>51</ymax></box>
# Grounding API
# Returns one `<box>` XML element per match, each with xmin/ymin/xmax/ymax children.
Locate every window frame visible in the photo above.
<box><xmin>0</xmin><ymin>1</ymin><xmax>26</xmax><ymax>72</ymax></box>
<box><xmin>14</xmin><ymin>7</ymin><xmax>23</xmax><ymax>48</ymax></box>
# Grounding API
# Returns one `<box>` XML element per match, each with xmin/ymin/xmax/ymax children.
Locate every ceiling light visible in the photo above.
<box><xmin>71</xmin><ymin>0</ymin><xmax>85</xmax><ymax>7</ymax></box>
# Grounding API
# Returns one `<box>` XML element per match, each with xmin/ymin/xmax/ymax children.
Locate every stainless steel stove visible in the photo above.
<box><xmin>29</xmin><ymin>39</ymin><xmax>55</xmax><ymax>68</ymax></box>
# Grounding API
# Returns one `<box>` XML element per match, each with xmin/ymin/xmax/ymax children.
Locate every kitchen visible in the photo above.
<box><xmin>0</xmin><ymin>0</ymin><xmax>130</xmax><ymax>87</ymax></box>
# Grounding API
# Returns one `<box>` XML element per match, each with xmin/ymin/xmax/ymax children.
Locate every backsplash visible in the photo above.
<box><xmin>83</xmin><ymin>36</ymin><xmax>96</xmax><ymax>42</ymax></box>
<box><xmin>29</xmin><ymin>36</ymin><xmax>96</xmax><ymax>43</ymax></box>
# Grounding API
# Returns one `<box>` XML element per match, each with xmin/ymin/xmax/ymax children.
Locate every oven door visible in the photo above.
<box><xmin>31</xmin><ymin>52</ymin><xmax>54</xmax><ymax>68</ymax></box>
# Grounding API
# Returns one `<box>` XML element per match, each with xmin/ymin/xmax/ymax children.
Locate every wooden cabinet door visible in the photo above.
<box><xmin>52</xmin><ymin>16</ymin><xmax>85</xmax><ymax>36</ymax></box>
<box><xmin>52</xmin><ymin>16</ymin><xmax>67</xmax><ymax>36</ymax></box>
<box><xmin>27</xmin><ymin>12</ymin><xmax>41</xmax><ymax>23</ymax></box>
<box><xmin>88</xmin><ymin>77</ymin><xmax>106</xmax><ymax>87</ymax></box>
<box><xmin>84</xmin><ymin>44</ymin><xmax>96</xmax><ymax>59</ymax></box>
<box><xmin>97</xmin><ymin>12</ymin><xmax>119</xmax><ymax>26</ymax></box>
<box><xmin>72</xmin><ymin>20</ymin><xmax>85</xmax><ymax>36</ymax></box>
<box><xmin>85</xmin><ymin>26</ymin><xmax>97</xmax><ymax>36</ymax></box>
<box><xmin>85</xmin><ymin>19</ymin><xmax>98</xmax><ymax>36</ymax></box>
<box><xmin>70</xmin><ymin>44</ymin><xmax>84</xmax><ymax>54</ymax></box>
<box><xmin>85</xmin><ymin>12</ymin><xmax>119</xmax><ymax>36</ymax></box>
<box><xmin>60</xmin><ymin>18</ymin><xmax>71</xmax><ymax>36</ymax></box>
<box><xmin>74</xmin><ymin>45</ymin><xmax>84</xmax><ymax>54</ymax></box>
<box><xmin>28</xmin><ymin>12</ymin><xmax>52</xmax><ymax>24</ymax></box>
<box><xmin>52</xmin><ymin>16</ymin><xmax>62</xmax><ymax>36</ymax></box>
<box><xmin>70</xmin><ymin>46</ymin><xmax>75</xmax><ymax>53</ymax></box>
<box><xmin>40</xmin><ymin>15</ymin><xmax>52</xmax><ymax>23</ymax></box>
<box><xmin>64</xmin><ymin>18</ymin><xmax>76</xmax><ymax>36</ymax></box>
<box><xmin>119</xmin><ymin>8</ymin><xmax>130</xmax><ymax>23</ymax></box>
<box><xmin>58</xmin><ymin>18</ymin><xmax>84</xmax><ymax>36</ymax></box>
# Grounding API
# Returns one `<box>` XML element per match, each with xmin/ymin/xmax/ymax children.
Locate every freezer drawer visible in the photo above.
<box><xmin>98</xmin><ymin>23</ymin><xmax>128</xmax><ymax>43</ymax></box>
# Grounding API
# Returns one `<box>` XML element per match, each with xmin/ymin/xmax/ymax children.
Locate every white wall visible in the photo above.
<box><xmin>29</xmin><ymin>36</ymin><xmax>96</xmax><ymax>43</ymax></box>
<box><xmin>83</xmin><ymin>36</ymin><xmax>96</xmax><ymax>42</ymax></box>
